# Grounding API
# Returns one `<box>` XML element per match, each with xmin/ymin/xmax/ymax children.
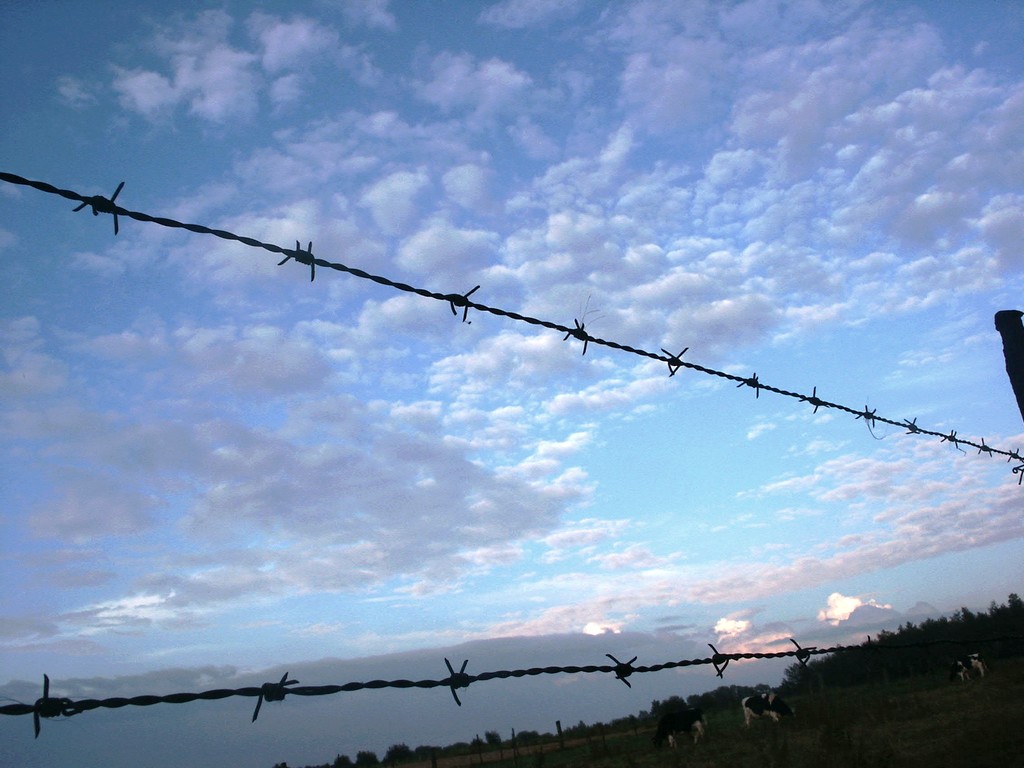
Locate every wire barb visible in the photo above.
<box><xmin>605</xmin><ymin>654</ymin><xmax>637</xmax><ymax>688</ymax></box>
<box><xmin>33</xmin><ymin>675</ymin><xmax>74</xmax><ymax>738</ymax></box>
<box><xmin>251</xmin><ymin>672</ymin><xmax>299</xmax><ymax>723</ymax></box>
<box><xmin>445</xmin><ymin>285</ymin><xmax>481</xmax><ymax>323</ymax></box>
<box><xmin>737</xmin><ymin>373</ymin><xmax>761</xmax><ymax>398</ymax></box>
<box><xmin>661</xmin><ymin>347</ymin><xmax>688</xmax><ymax>377</ymax></box>
<box><xmin>942</xmin><ymin>430</ymin><xmax>965</xmax><ymax>454</ymax></box>
<box><xmin>800</xmin><ymin>386</ymin><xmax>825</xmax><ymax>413</ymax></box>
<box><xmin>276</xmin><ymin>240</ymin><xmax>316</xmax><ymax>281</ymax></box>
<box><xmin>71</xmin><ymin>180</ymin><xmax>124</xmax><ymax>234</ymax></box>
<box><xmin>856</xmin><ymin>406</ymin><xmax>877</xmax><ymax>428</ymax></box>
<box><xmin>789</xmin><ymin>638</ymin><xmax>814</xmax><ymax>667</ymax></box>
<box><xmin>707</xmin><ymin>643</ymin><xmax>730</xmax><ymax>678</ymax></box>
<box><xmin>563</xmin><ymin>318</ymin><xmax>590</xmax><ymax>355</ymax></box>
<box><xmin>444</xmin><ymin>658</ymin><xmax>472</xmax><ymax>706</ymax></box>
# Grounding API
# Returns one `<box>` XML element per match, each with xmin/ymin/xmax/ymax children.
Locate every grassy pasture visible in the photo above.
<box><xmin>429</xmin><ymin>657</ymin><xmax>1024</xmax><ymax>768</ymax></box>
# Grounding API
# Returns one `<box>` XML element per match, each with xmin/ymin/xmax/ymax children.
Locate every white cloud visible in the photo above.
<box><xmin>714</xmin><ymin>617</ymin><xmax>751</xmax><ymax>637</ymax></box>
<box><xmin>0</xmin><ymin>316</ymin><xmax>67</xmax><ymax>398</ymax></box>
<box><xmin>416</xmin><ymin>52</ymin><xmax>533</xmax><ymax>124</ymax></box>
<box><xmin>619</xmin><ymin>39</ymin><xmax>728</xmax><ymax>131</ymax></box>
<box><xmin>479</xmin><ymin>0</ymin><xmax>584</xmax><ymax>29</ymax></box>
<box><xmin>360</xmin><ymin>169</ymin><xmax>431</xmax><ymax>235</ymax></box>
<box><xmin>56</xmin><ymin>75</ymin><xmax>98</xmax><ymax>108</ymax></box>
<box><xmin>582</xmin><ymin>620</ymin><xmax>623</xmax><ymax>635</ymax></box>
<box><xmin>336</xmin><ymin>0</ymin><xmax>397</xmax><ymax>31</ymax></box>
<box><xmin>817</xmin><ymin>592</ymin><xmax>893</xmax><ymax>626</ymax></box>
<box><xmin>397</xmin><ymin>219</ymin><xmax>498</xmax><ymax>281</ymax></box>
<box><xmin>111</xmin><ymin>11</ymin><xmax>261</xmax><ymax>123</ymax></box>
<box><xmin>442</xmin><ymin>163</ymin><xmax>494</xmax><ymax>211</ymax></box>
<box><xmin>247</xmin><ymin>13</ymin><xmax>338</xmax><ymax>73</ymax></box>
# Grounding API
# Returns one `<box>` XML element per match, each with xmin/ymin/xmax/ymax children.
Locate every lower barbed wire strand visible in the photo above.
<box><xmin>5</xmin><ymin>634</ymin><xmax>1023</xmax><ymax>725</ymax></box>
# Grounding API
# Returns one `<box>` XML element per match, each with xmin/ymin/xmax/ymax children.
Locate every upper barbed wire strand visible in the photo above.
<box><xmin>1</xmin><ymin>171</ymin><xmax>1021</xmax><ymax>480</ymax></box>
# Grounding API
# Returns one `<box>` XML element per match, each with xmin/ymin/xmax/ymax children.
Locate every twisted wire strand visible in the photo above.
<box><xmin>4</xmin><ymin>634</ymin><xmax>1021</xmax><ymax>735</ymax></box>
<box><xmin>2</xmin><ymin>169</ymin><xmax>1021</xmax><ymax>482</ymax></box>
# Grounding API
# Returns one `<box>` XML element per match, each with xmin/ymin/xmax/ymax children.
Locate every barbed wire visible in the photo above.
<box><xmin>2</xmin><ymin>171</ymin><xmax>1022</xmax><ymax>481</ymax></box>
<box><xmin>3</xmin><ymin>634</ymin><xmax>1020</xmax><ymax>737</ymax></box>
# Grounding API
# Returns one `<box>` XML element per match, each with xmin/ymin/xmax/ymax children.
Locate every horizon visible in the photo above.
<box><xmin>2</xmin><ymin>1</ymin><xmax>1023</xmax><ymax>767</ymax></box>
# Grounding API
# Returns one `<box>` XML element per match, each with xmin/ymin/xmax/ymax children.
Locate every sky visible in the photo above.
<box><xmin>1</xmin><ymin>0</ymin><xmax>1023</xmax><ymax>765</ymax></box>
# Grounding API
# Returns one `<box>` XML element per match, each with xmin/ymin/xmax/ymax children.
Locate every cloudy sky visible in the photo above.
<box><xmin>2</xmin><ymin>0</ymin><xmax>1023</xmax><ymax>765</ymax></box>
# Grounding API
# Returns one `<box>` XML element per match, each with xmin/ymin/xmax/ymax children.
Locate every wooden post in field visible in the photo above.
<box><xmin>995</xmin><ymin>309</ymin><xmax>1024</xmax><ymax>426</ymax></box>
<box><xmin>556</xmin><ymin>720</ymin><xmax>564</xmax><ymax>750</ymax></box>
<box><xmin>511</xmin><ymin>729</ymin><xmax>520</xmax><ymax>768</ymax></box>
<box><xmin>430</xmin><ymin>750</ymin><xmax>437</xmax><ymax>768</ymax></box>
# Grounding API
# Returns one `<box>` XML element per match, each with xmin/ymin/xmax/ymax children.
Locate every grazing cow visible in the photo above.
<box><xmin>653</xmin><ymin>708</ymin><xmax>707</xmax><ymax>748</ymax></box>
<box><xmin>741</xmin><ymin>693</ymin><xmax>794</xmax><ymax>726</ymax></box>
<box><xmin>949</xmin><ymin>653</ymin><xmax>989</xmax><ymax>682</ymax></box>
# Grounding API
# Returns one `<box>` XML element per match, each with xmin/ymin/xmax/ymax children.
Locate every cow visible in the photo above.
<box><xmin>741</xmin><ymin>693</ymin><xmax>794</xmax><ymax>726</ymax></box>
<box><xmin>653</xmin><ymin>708</ymin><xmax>707</xmax><ymax>748</ymax></box>
<box><xmin>949</xmin><ymin>653</ymin><xmax>989</xmax><ymax>682</ymax></box>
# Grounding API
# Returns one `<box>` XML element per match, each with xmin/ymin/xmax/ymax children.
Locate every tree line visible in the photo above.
<box><xmin>777</xmin><ymin>592</ymin><xmax>1024</xmax><ymax>694</ymax></box>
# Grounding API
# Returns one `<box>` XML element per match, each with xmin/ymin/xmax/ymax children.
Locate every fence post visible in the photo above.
<box><xmin>995</xmin><ymin>310</ymin><xmax>1024</xmax><ymax>426</ymax></box>
<box><xmin>556</xmin><ymin>720</ymin><xmax>563</xmax><ymax>751</ymax></box>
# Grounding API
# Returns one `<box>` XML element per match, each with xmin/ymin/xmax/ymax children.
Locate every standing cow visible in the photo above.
<box><xmin>741</xmin><ymin>693</ymin><xmax>794</xmax><ymax>726</ymax></box>
<box><xmin>949</xmin><ymin>653</ymin><xmax>989</xmax><ymax>682</ymax></box>
<box><xmin>653</xmin><ymin>708</ymin><xmax>707</xmax><ymax>747</ymax></box>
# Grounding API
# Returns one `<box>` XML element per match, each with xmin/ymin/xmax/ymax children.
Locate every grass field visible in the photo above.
<box><xmin>424</xmin><ymin>657</ymin><xmax>1024</xmax><ymax>768</ymax></box>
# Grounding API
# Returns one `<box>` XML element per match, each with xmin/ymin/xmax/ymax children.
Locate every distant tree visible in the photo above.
<box><xmin>1009</xmin><ymin>593</ymin><xmax>1023</xmax><ymax>612</ymax></box>
<box><xmin>333</xmin><ymin>756</ymin><xmax>353</xmax><ymax>768</ymax></box>
<box><xmin>383</xmin><ymin>743</ymin><xmax>412</xmax><ymax>765</ymax></box>
<box><xmin>413</xmin><ymin>745</ymin><xmax>438</xmax><ymax>760</ymax></box>
<box><xmin>355</xmin><ymin>750</ymin><xmax>379</xmax><ymax>766</ymax></box>
<box><xmin>485</xmin><ymin>730</ymin><xmax>503</xmax><ymax>758</ymax></box>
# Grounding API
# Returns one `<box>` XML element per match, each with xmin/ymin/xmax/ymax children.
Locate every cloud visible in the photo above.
<box><xmin>396</xmin><ymin>218</ymin><xmax>499</xmax><ymax>281</ymax></box>
<box><xmin>479</xmin><ymin>0</ymin><xmax>585</xmax><ymax>28</ymax></box>
<box><xmin>817</xmin><ymin>592</ymin><xmax>893</xmax><ymax>626</ymax></box>
<box><xmin>111</xmin><ymin>10</ymin><xmax>260</xmax><ymax>123</ymax></box>
<box><xmin>247</xmin><ymin>13</ymin><xmax>338</xmax><ymax>73</ymax></box>
<box><xmin>335</xmin><ymin>0</ymin><xmax>397</xmax><ymax>31</ymax></box>
<box><xmin>360</xmin><ymin>169</ymin><xmax>431</xmax><ymax>235</ymax></box>
<box><xmin>0</xmin><ymin>316</ymin><xmax>68</xmax><ymax>398</ymax></box>
<box><xmin>416</xmin><ymin>52</ymin><xmax>533</xmax><ymax>124</ymax></box>
<box><xmin>56</xmin><ymin>75</ymin><xmax>98</xmax><ymax>108</ymax></box>
<box><xmin>110</xmin><ymin>10</ymin><xmax>339</xmax><ymax>124</ymax></box>
<box><xmin>582</xmin><ymin>620</ymin><xmax>623</xmax><ymax>635</ymax></box>
<box><xmin>714</xmin><ymin>617</ymin><xmax>751</xmax><ymax>637</ymax></box>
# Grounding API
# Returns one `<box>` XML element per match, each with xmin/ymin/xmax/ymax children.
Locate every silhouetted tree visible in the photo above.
<box><xmin>355</xmin><ymin>750</ymin><xmax>379</xmax><ymax>766</ymax></box>
<box><xmin>485</xmin><ymin>730</ymin><xmax>503</xmax><ymax>758</ymax></box>
<box><xmin>383</xmin><ymin>743</ymin><xmax>412</xmax><ymax>765</ymax></box>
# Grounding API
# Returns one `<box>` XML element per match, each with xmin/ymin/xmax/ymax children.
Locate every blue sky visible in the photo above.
<box><xmin>2</xmin><ymin>0</ymin><xmax>1023</xmax><ymax>765</ymax></box>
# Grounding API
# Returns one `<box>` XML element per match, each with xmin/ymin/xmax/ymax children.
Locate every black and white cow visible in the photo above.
<box><xmin>653</xmin><ymin>708</ymin><xmax>707</xmax><ymax>748</ymax></box>
<box><xmin>949</xmin><ymin>653</ymin><xmax>989</xmax><ymax>682</ymax></box>
<box><xmin>741</xmin><ymin>693</ymin><xmax>794</xmax><ymax>726</ymax></box>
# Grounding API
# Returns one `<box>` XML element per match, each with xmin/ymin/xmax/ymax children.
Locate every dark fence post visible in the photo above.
<box><xmin>555</xmin><ymin>720</ymin><xmax>563</xmax><ymax>751</ymax></box>
<box><xmin>995</xmin><ymin>310</ymin><xmax>1024</xmax><ymax>426</ymax></box>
